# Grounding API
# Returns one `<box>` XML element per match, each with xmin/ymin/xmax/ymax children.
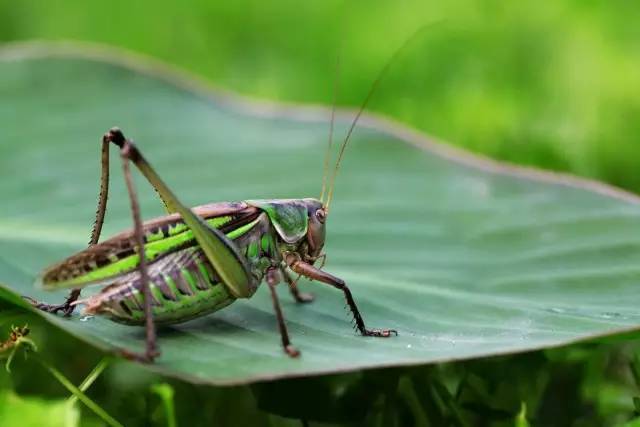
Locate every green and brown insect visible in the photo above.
<box><xmin>25</xmin><ymin>49</ymin><xmax>405</xmax><ymax>361</ymax></box>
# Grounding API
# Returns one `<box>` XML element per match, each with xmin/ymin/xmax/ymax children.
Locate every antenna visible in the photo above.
<box><xmin>324</xmin><ymin>23</ymin><xmax>437</xmax><ymax>212</ymax></box>
<box><xmin>320</xmin><ymin>55</ymin><xmax>341</xmax><ymax>203</ymax></box>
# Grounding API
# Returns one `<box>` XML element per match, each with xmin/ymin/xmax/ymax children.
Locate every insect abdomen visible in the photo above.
<box><xmin>83</xmin><ymin>247</ymin><xmax>236</xmax><ymax>325</ymax></box>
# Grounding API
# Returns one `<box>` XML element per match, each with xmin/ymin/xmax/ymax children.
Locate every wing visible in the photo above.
<box><xmin>39</xmin><ymin>201</ymin><xmax>259</xmax><ymax>289</ymax></box>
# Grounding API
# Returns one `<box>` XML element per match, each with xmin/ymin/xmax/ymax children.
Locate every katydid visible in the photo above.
<box><xmin>23</xmin><ymin>41</ymin><xmax>415</xmax><ymax>361</ymax></box>
<box><xmin>25</xmin><ymin>128</ymin><xmax>394</xmax><ymax>361</ymax></box>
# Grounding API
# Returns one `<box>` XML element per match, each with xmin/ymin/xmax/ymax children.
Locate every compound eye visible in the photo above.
<box><xmin>315</xmin><ymin>209</ymin><xmax>326</xmax><ymax>224</ymax></box>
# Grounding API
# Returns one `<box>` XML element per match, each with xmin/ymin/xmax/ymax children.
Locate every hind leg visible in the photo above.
<box><xmin>25</xmin><ymin>134</ymin><xmax>114</xmax><ymax>316</ymax></box>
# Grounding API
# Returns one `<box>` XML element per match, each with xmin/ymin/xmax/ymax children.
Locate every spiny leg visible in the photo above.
<box><xmin>286</xmin><ymin>255</ymin><xmax>397</xmax><ymax>337</ymax></box>
<box><xmin>89</xmin><ymin>134</ymin><xmax>111</xmax><ymax>246</ymax></box>
<box><xmin>281</xmin><ymin>267</ymin><xmax>314</xmax><ymax>304</ymax></box>
<box><xmin>37</xmin><ymin>129</ymin><xmax>162</xmax><ymax>361</ymax></box>
<box><xmin>114</xmin><ymin>140</ymin><xmax>159</xmax><ymax>362</ymax></box>
<box><xmin>25</xmin><ymin>136</ymin><xmax>112</xmax><ymax>316</ymax></box>
<box><xmin>266</xmin><ymin>268</ymin><xmax>300</xmax><ymax>357</ymax></box>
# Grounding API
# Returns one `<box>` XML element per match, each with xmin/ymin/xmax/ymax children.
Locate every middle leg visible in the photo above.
<box><xmin>281</xmin><ymin>267</ymin><xmax>314</xmax><ymax>304</ymax></box>
<box><xmin>286</xmin><ymin>255</ymin><xmax>397</xmax><ymax>338</ymax></box>
<box><xmin>266</xmin><ymin>268</ymin><xmax>300</xmax><ymax>357</ymax></box>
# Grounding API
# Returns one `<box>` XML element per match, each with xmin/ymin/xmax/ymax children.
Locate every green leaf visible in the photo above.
<box><xmin>2</xmin><ymin>42</ymin><xmax>640</xmax><ymax>385</ymax></box>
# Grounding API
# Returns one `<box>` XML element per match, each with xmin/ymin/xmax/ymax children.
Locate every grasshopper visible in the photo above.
<box><xmin>24</xmin><ymin>50</ymin><xmax>405</xmax><ymax>361</ymax></box>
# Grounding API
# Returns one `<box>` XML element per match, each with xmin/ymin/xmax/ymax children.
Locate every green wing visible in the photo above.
<box><xmin>39</xmin><ymin>202</ymin><xmax>260</xmax><ymax>298</ymax></box>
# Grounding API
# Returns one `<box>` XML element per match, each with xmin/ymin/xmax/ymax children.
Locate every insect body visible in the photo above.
<box><xmin>46</xmin><ymin>198</ymin><xmax>323</xmax><ymax>326</ymax></box>
<box><xmin>29</xmin><ymin>128</ymin><xmax>395</xmax><ymax>361</ymax></box>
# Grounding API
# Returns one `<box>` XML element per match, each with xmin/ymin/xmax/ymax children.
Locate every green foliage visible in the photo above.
<box><xmin>1</xmin><ymin>1</ymin><xmax>639</xmax><ymax>191</ymax></box>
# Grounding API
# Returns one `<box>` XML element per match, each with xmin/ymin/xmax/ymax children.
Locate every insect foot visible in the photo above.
<box><xmin>363</xmin><ymin>329</ymin><xmax>398</xmax><ymax>338</ymax></box>
<box><xmin>22</xmin><ymin>295</ymin><xmax>78</xmax><ymax>317</ymax></box>
<box><xmin>294</xmin><ymin>292</ymin><xmax>315</xmax><ymax>304</ymax></box>
<box><xmin>118</xmin><ymin>348</ymin><xmax>161</xmax><ymax>364</ymax></box>
<box><xmin>285</xmin><ymin>345</ymin><xmax>301</xmax><ymax>358</ymax></box>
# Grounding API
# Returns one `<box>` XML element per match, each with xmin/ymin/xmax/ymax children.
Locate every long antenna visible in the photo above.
<box><xmin>324</xmin><ymin>24</ymin><xmax>436</xmax><ymax>212</ymax></box>
<box><xmin>320</xmin><ymin>55</ymin><xmax>341</xmax><ymax>203</ymax></box>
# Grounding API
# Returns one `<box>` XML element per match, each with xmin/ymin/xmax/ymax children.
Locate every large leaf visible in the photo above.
<box><xmin>1</xmin><ymin>42</ymin><xmax>640</xmax><ymax>385</ymax></box>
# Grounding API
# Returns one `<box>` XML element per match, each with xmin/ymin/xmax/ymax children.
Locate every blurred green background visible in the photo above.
<box><xmin>2</xmin><ymin>0</ymin><xmax>639</xmax><ymax>190</ymax></box>
<box><xmin>1</xmin><ymin>1</ymin><xmax>640</xmax><ymax>426</ymax></box>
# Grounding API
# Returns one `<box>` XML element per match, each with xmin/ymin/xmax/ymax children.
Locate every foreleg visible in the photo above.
<box><xmin>286</xmin><ymin>255</ymin><xmax>396</xmax><ymax>337</ymax></box>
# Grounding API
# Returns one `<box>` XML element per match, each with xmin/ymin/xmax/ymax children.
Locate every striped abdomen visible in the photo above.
<box><xmin>83</xmin><ymin>247</ymin><xmax>235</xmax><ymax>325</ymax></box>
